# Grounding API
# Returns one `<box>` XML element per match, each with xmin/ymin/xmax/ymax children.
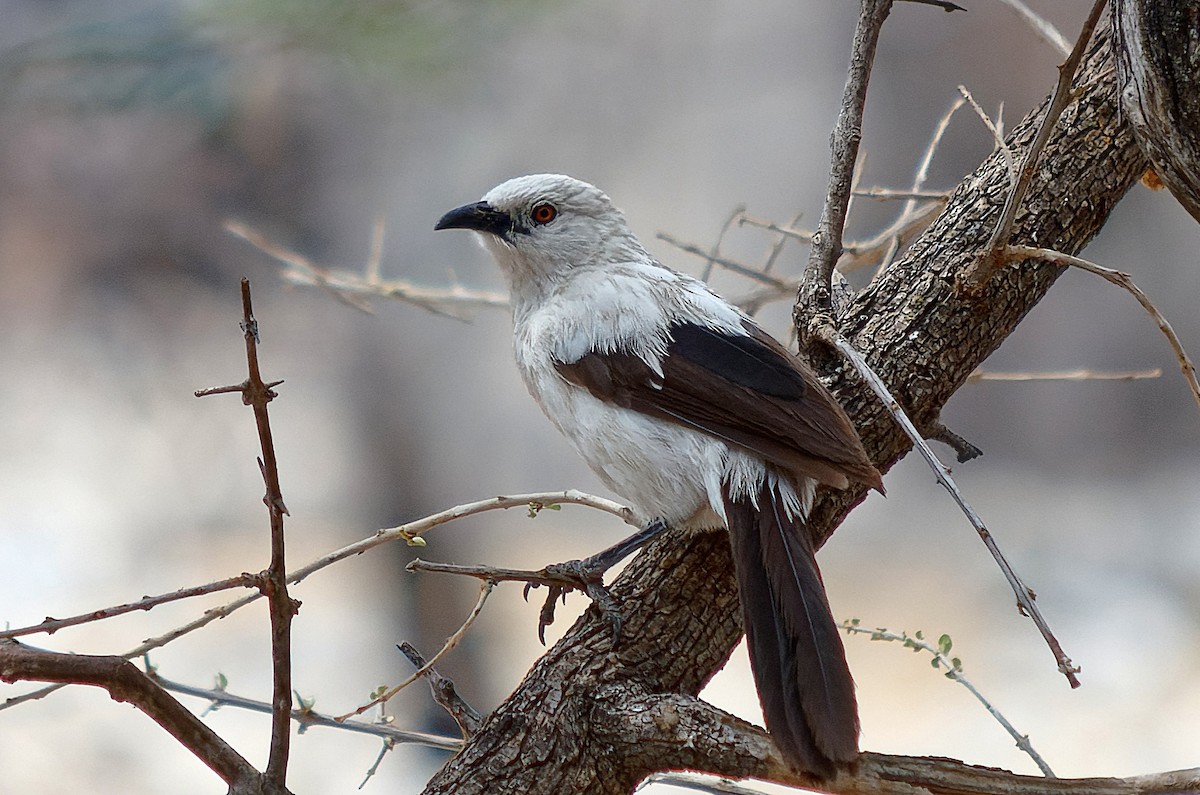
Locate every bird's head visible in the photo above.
<box><xmin>435</xmin><ymin>174</ymin><xmax>646</xmax><ymax>292</ymax></box>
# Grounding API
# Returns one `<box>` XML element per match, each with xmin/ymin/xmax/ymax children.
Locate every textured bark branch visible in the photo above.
<box><xmin>421</xmin><ymin>23</ymin><xmax>1148</xmax><ymax>795</ymax></box>
<box><xmin>1112</xmin><ymin>0</ymin><xmax>1200</xmax><ymax>223</ymax></box>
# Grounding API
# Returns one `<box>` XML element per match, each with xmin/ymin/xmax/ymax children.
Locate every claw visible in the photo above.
<box><xmin>536</xmin><ymin>586</ymin><xmax>566</xmax><ymax>645</ymax></box>
<box><xmin>532</xmin><ymin>558</ymin><xmax>624</xmax><ymax>645</ymax></box>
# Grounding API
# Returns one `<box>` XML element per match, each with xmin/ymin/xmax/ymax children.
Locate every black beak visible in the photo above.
<box><xmin>435</xmin><ymin>201</ymin><xmax>513</xmax><ymax>240</ymax></box>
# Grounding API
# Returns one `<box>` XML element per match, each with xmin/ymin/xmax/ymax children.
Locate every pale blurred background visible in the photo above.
<box><xmin>1</xmin><ymin>1</ymin><xmax>1197</xmax><ymax>793</ymax></box>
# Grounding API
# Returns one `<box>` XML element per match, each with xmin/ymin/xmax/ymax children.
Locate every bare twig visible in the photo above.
<box><xmin>224</xmin><ymin>220</ymin><xmax>508</xmax><ymax>319</ymax></box>
<box><xmin>997</xmin><ymin>0</ymin><xmax>1073</xmax><ymax>57</ymax></box>
<box><xmin>337</xmin><ymin>580</ymin><xmax>494</xmax><ymax>721</ymax></box>
<box><xmin>152</xmin><ymin>673</ymin><xmax>460</xmax><ymax>751</ymax></box>
<box><xmin>358</xmin><ymin>740</ymin><xmax>396</xmax><ymax>790</ymax></box>
<box><xmin>851</xmin><ymin>188</ymin><xmax>949</xmax><ymax>200</ymax></box>
<box><xmin>966</xmin><ymin>0</ymin><xmax>1107</xmax><ymax>289</ymax></box>
<box><xmin>969</xmin><ymin>368</ymin><xmax>1162</xmax><ymax>382</ymax></box>
<box><xmin>925</xmin><ymin>418</ymin><xmax>984</xmax><ymax>463</ymax></box>
<box><xmin>1006</xmin><ymin>245</ymin><xmax>1200</xmax><ymax>413</ymax></box>
<box><xmin>195</xmin><ymin>279</ymin><xmax>296</xmax><ymax>788</ymax></box>
<box><xmin>0</xmin><ymin>573</ymin><xmax>259</xmax><ymax>640</ymax></box>
<box><xmin>397</xmin><ymin>642</ymin><xmax>482</xmax><ymax>737</ymax></box>
<box><xmin>656</xmin><ymin>232</ymin><xmax>790</xmax><ymax>289</ymax></box>
<box><xmin>698</xmin><ymin>204</ymin><xmax>747</xmax><ymax>282</ymax></box>
<box><xmin>799</xmin><ymin>0</ymin><xmax>893</xmax><ymax>324</ymax></box>
<box><xmin>841</xmin><ymin>622</ymin><xmax>1055</xmax><ymax>776</ymax></box>
<box><xmin>957</xmin><ymin>85</ymin><xmax>1015</xmax><ymax>182</ymax></box>
<box><xmin>0</xmin><ymin>640</ymin><xmax>272</xmax><ymax>794</ymax></box>
<box><xmin>824</xmin><ymin>329</ymin><xmax>1081</xmax><ymax>688</ymax></box>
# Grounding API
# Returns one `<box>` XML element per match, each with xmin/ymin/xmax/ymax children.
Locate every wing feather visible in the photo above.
<box><xmin>555</xmin><ymin>320</ymin><xmax>882</xmax><ymax>491</ymax></box>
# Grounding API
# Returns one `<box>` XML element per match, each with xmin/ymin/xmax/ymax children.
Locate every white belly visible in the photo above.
<box><xmin>522</xmin><ymin>359</ymin><xmax>725</xmax><ymax>529</ymax></box>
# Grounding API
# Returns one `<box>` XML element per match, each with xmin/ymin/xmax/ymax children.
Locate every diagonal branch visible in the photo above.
<box><xmin>798</xmin><ymin>0</ymin><xmax>894</xmax><ymax>325</ymax></box>
<box><xmin>0</xmin><ymin>640</ymin><xmax>280</xmax><ymax>795</ymax></box>
<box><xmin>965</xmin><ymin>0</ymin><xmax>1107</xmax><ymax>289</ymax></box>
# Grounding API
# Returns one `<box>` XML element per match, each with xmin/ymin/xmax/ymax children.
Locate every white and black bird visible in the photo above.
<box><xmin>435</xmin><ymin>174</ymin><xmax>882</xmax><ymax>777</ymax></box>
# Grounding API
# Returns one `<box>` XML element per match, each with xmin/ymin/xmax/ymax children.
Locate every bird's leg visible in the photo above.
<box><xmin>525</xmin><ymin>519</ymin><xmax>669</xmax><ymax>644</ymax></box>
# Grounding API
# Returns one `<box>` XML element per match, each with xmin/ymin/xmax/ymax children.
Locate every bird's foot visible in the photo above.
<box><xmin>523</xmin><ymin>556</ymin><xmax>622</xmax><ymax>645</ymax></box>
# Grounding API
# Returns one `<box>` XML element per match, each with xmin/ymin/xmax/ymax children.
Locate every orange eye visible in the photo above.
<box><xmin>530</xmin><ymin>202</ymin><xmax>558</xmax><ymax>225</ymax></box>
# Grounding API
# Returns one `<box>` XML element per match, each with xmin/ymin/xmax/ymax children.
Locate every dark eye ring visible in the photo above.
<box><xmin>530</xmin><ymin>202</ymin><xmax>558</xmax><ymax>225</ymax></box>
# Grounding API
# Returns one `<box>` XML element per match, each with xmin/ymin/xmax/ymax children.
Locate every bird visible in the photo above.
<box><xmin>435</xmin><ymin>174</ymin><xmax>882</xmax><ymax>778</ymax></box>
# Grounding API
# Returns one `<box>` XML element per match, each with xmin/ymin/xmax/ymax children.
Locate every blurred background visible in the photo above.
<box><xmin>1</xmin><ymin>1</ymin><xmax>1197</xmax><ymax>793</ymax></box>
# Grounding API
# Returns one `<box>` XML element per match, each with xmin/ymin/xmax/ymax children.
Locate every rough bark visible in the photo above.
<box><xmin>1112</xmin><ymin>0</ymin><xmax>1200</xmax><ymax>222</ymax></box>
<box><xmin>421</xmin><ymin>24</ymin><xmax>1147</xmax><ymax>795</ymax></box>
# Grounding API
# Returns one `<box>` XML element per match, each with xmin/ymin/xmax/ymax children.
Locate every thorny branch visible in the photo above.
<box><xmin>0</xmin><ymin>572</ymin><xmax>259</xmax><ymax>640</ymax></box>
<box><xmin>195</xmin><ymin>279</ymin><xmax>298</xmax><ymax>787</ymax></box>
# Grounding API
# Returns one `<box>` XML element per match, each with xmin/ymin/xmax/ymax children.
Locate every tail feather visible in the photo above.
<box><xmin>723</xmin><ymin>481</ymin><xmax>858</xmax><ymax>777</ymax></box>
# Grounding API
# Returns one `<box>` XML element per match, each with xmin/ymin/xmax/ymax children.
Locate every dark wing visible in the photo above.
<box><xmin>555</xmin><ymin>321</ymin><xmax>882</xmax><ymax>491</ymax></box>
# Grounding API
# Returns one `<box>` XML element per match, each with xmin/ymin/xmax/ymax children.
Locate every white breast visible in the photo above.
<box><xmin>510</xmin><ymin>259</ymin><xmax>805</xmax><ymax>529</ymax></box>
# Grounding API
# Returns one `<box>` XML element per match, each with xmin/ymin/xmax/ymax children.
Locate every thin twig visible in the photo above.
<box><xmin>152</xmin><ymin>673</ymin><xmax>460</xmax><ymax>751</ymax></box>
<box><xmin>824</xmin><ymin>329</ymin><xmax>1082</xmax><ymax>688</ymax></box>
<box><xmin>957</xmin><ymin>85</ymin><xmax>1015</xmax><ymax>182</ymax></box>
<box><xmin>741</xmin><ymin>210</ymin><xmax>808</xmax><ymax>317</ymax></box>
<box><xmin>699</xmin><ymin>204</ymin><xmax>747</xmax><ymax>282</ymax></box>
<box><xmin>1006</xmin><ymin>245</ymin><xmax>1200</xmax><ymax>413</ymax></box>
<box><xmin>358</xmin><ymin>740</ymin><xmax>396</xmax><ymax>790</ymax></box>
<box><xmin>224</xmin><ymin>220</ymin><xmax>508</xmax><ymax>319</ymax></box>
<box><xmin>970</xmin><ymin>368</ymin><xmax>1162</xmax><ymax>382</ymax></box>
<box><xmin>851</xmin><ymin>188</ymin><xmax>950</xmax><ymax>200</ymax></box>
<box><xmin>966</xmin><ymin>0</ymin><xmax>1107</xmax><ymax>289</ymax></box>
<box><xmin>878</xmin><ymin>94</ymin><xmax>967</xmax><ymax>272</ymax></box>
<box><xmin>799</xmin><ymin>0</ymin><xmax>893</xmax><ymax>324</ymax></box>
<box><xmin>841</xmin><ymin>622</ymin><xmax>1055</xmax><ymax>776</ymax></box>
<box><xmin>656</xmin><ymin>232</ymin><xmax>789</xmax><ymax>289</ymax></box>
<box><xmin>997</xmin><ymin>0</ymin><xmax>1073</xmax><ymax>57</ymax></box>
<box><xmin>337</xmin><ymin>580</ymin><xmax>494</xmax><ymax>721</ymax></box>
<box><xmin>397</xmin><ymin>642</ymin><xmax>482</xmax><ymax>738</ymax></box>
<box><xmin>0</xmin><ymin>573</ymin><xmax>260</xmax><ymax>640</ymax></box>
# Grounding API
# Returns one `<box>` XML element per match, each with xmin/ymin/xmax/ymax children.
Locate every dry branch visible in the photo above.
<box><xmin>0</xmin><ymin>640</ymin><xmax>285</xmax><ymax>795</ymax></box>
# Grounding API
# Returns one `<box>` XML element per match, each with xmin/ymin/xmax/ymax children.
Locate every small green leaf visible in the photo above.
<box><xmin>215</xmin><ymin>672</ymin><xmax>228</xmax><ymax>690</ymax></box>
<box><xmin>938</xmin><ymin>634</ymin><xmax>953</xmax><ymax>655</ymax></box>
<box><xmin>914</xmin><ymin>630</ymin><xmax>925</xmax><ymax>640</ymax></box>
<box><xmin>405</xmin><ymin>535</ymin><xmax>427</xmax><ymax>547</ymax></box>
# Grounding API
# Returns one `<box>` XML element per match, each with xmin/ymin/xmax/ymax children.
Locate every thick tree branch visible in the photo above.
<box><xmin>1112</xmin><ymin>0</ymin><xmax>1200</xmax><ymax>223</ymax></box>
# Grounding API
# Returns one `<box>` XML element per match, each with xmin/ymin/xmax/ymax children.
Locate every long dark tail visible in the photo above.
<box><xmin>723</xmin><ymin>481</ymin><xmax>858</xmax><ymax>778</ymax></box>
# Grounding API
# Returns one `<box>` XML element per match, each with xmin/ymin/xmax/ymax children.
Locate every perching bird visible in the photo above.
<box><xmin>435</xmin><ymin>174</ymin><xmax>882</xmax><ymax>777</ymax></box>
